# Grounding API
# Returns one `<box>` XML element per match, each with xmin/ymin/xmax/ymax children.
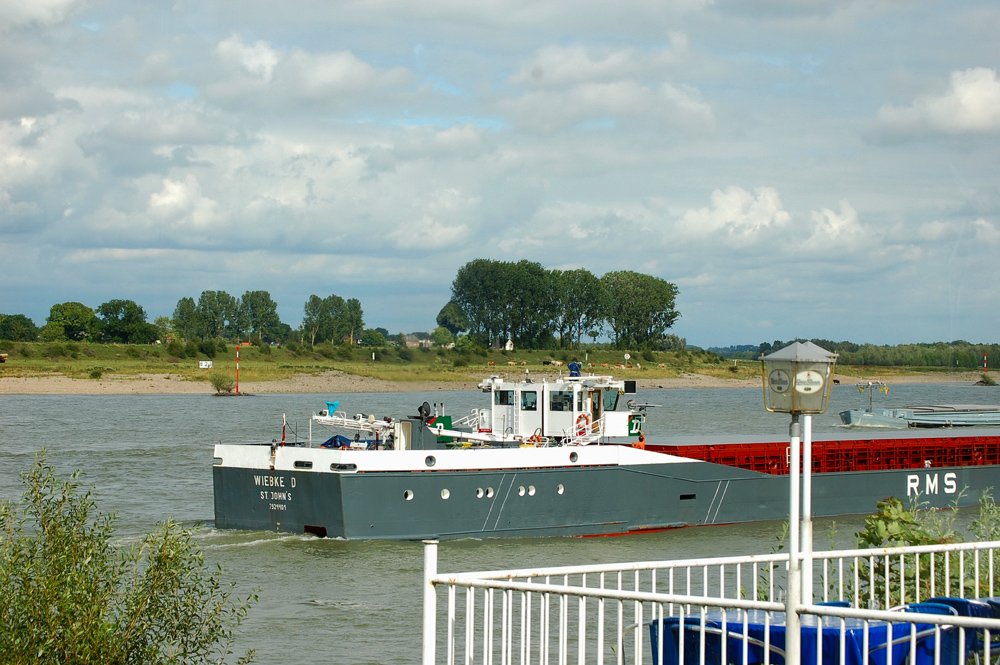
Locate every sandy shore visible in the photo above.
<box><xmin>0</xmin><ymin>370</ymin><xmax>988</xmax><ymax>395</ymax></box>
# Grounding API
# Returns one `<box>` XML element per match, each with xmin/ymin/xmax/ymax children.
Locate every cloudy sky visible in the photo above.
<box><xmin>2</xmin><ymin>0</ymin><xmax>999</xmax><ymax>348</ymax></box>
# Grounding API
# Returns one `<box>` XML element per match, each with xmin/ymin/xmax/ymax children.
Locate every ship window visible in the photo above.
<box><xmin>518</xmin><ymin>486</ymin><xmax>526</xmax><ymax>496</ymax></box>
<box><xmin>576</xmin><ymin>390</ymin><xmax>583</xmax><ymax>411</ymax></box>
<box><xmin>495</xmin><ymin>390</ymin><xmax>515</xmax><ymax>406</ymax></box>
<box><xmin>441</xmin><ymin>489</ymin><xmax>450</xmax><ymax>500</ymax></box>
<box><xmin>557</xmin><ymin>484</ymin><xmax>565</xmax><ymax>495</ymax></box>
<box><xmin>569</xmin><ymin>452</ymin><xmax>578</xmax><ymax>463</ymax></box>
<box><xmin>425</xmin><ymin>456</ymin><xmax>436</xmax><ymax>467</ymax></box>
<box><xmin>550</xmin><ymin>391</ymin><xmax>573</xmax><ymax>412</ymax></box>
<box><xmin>486</xmin><ymin>487</ymin><xmax>495</xmax><ymax>498</ymax></box>
<box><xmin>521</xmin><ymin>391</ymin><xmax>537</xmax><ymax>411</ymax></box>
<box><xmin>404</xmin><ymin>490</ymin><xmax>414</xmax><ymax>501</ymax></box>
<box><xmin>294</xmin><ymin>460</ymin><xmax>313</xmax><ymax>469</ymax></box>
<box><xmin>528</xmin><ymin>485</ymin><xmax>536</xmax><ymax>496</ymax></box>
<box><xmin>680</xmin><ymin>494</ymin><xmax>696</xmax><ymax>501</ymax></box>
<box><xmin>476</xmin><ymin>487</ymin><xmax>484</xmax><ymax>498</ymax></box>
<box><xmin>604</xmin><ymin>391</ymin><xmax>620</xmax><ymax>411</ymax></box>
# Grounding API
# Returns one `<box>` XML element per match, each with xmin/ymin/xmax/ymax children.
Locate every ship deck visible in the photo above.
<box><xmin>645</xmin><ymin>427</ymin><xmax>1000</xmax><ymax>475</ymax></box>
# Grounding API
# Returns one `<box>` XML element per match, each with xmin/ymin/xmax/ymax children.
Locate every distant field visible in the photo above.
<box><xmin>0</xmin><ymin>341</ymin><xmax>972</xmax><ymax>388</ymax></box>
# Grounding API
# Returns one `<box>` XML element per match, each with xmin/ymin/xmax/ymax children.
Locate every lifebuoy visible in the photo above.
<box><xmin>528</xmin><ymin>433</ymin><xmax>542</xmax><ymax>445</ymax></box>
<box><xmin>576</xmin><ymin>413</ymin><xmax>591</xmax><ymax>435</ymax></box>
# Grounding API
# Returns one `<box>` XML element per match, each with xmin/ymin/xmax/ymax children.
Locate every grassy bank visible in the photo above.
<box><xmin>0</xmin><ymin>340</ymin><xmax>978</xmax><ymax>386</ymax></box>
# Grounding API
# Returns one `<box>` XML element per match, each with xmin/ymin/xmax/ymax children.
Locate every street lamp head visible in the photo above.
<box><xmin>761</xmin><ymin>341</ymin><xmax>838</xmax><ymax>414</ymax></box>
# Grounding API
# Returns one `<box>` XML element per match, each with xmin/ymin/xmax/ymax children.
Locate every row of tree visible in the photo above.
<box><xmin>172</xmin><ymin>290</ymin><xmax>289</xmax><ymax>344</ymax></box>
<box><xmin>445</xmin><ymin>260</ymin><xmax>681</xmax><ymax>350</ymax></box>
<box><xmin>726</xmin><ymin>339</ymin><xmax>1000</xmax><ymax>370</ymax></box>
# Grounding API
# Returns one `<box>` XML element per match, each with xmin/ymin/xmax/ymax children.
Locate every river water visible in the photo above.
<box><xmin>1</xmin><ymin>381</ymin><xmax>996</xmax><ymax>663</ymax></box>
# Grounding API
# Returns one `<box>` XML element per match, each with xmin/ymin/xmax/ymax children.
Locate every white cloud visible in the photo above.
<box><xmin>806</xmin><ymin>200</ymin><xmax>864</xmax><ymax>250</ymax></box>
<box><xmin>147</xmin><ymin>176</ymin><xmax>219</xmax><ymax>230</ymax></box>
<box><xmin>676</xmin><ymin>186</ymin><xmax>790</xmax><ymax>241</ymax></box>
<box><xmin>510</xmin><ymin>40</ymin><xmax>689</xmax><ymax>89</ymax></box>
<box><xmin>207</xmin><ymin>35</ymin><xmax>411</xmax><ymax>109</ymax></box>
<box><xmin>0</xmin><ymin>0</ymin><xmax>78</xmax><ymax>30</ymax></box>
<box><xmin>878</xmin><ymin>67</ymin><xmax>1000</xmax><ymax>137</ymax></box>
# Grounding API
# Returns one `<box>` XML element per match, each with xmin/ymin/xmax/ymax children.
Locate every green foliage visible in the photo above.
<box><xmin>0</xmin><ymin>454</ymin><xmax>255</xmax><ymax>664</ymax></box>
<box><xmin>600</xmin><ymin>271</ymin><xmax>679</xmax><ymax>349</ymax></box>
<box><xmin>89</xmin><ymin>369</ymin><xmax>103</xmax><ymax>379</ymax></box>
<box><xmin>360</xmin><ymin>329</ymin><xmax>387</xmax><ymax>347</ymax></box>
<box><xmin>0</xmin><ymin>313</ymin><xmax>39</xmax><ymax>342</ymax></box>
<box><xmin>46</xmin><ymin>301</ymin><xmax>100</xmax><ymax>341</ymax></box>
<box><xmin>184</xmin><ymin>341</ymin><xmax>199</xmax><ymax>358</ymax></box>
<box><xmin>981</xmin><ymin>372</ymin><xmax>997</xmax><ymax>386</ymax></box>
<box><xmin>436</xmin><ymin>300</ymin><xmax>470</xmax><ymax>337</ymax></box>
<box><xmin>167</xmin><ymin>339</ymin><xmax>186</xmax><ymax>358</ymax></box>
<box><xmin>431</xmin><ymin>326</ymin><xmax>454</xmax><ymax>347</ymax></box>
<box><xmin>199</xmin><ymin>339</ymin><xmax>218</xmax><ymax>358</ymax></box>
<box><xmin>97</xmin><ymin>299</ymin><xmax>158</xmax><ymax>344</ymax></box>
<box><xmin>398</xmin><ymin>347</ymin><xmax>413</xmax><ymax>361</ymax></box>
<box><xmin>209</xmin><ymin>371</ymin><xmax>236</xmax><ymax>394</ymax></box>
<box><xmin>334</xmin><ymin>344</ymin><xmax>354</xmax><ymax>361</ymax></box>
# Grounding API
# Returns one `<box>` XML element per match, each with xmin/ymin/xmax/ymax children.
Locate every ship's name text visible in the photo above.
<box><xmin>906</xmin><ymin>472</ymin><xmax>957</xmax><ymax>497</ymax></box>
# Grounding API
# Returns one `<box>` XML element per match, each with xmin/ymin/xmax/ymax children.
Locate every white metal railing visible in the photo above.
<box><xmin>423</xmin><ymin>539</ymin><xmax>1000</xmax><ymax>665</ymax></box>
<box><xmin>561</xmin><ymin>416</ymin><xmax>605</xmax><ymax>446</ymax></box>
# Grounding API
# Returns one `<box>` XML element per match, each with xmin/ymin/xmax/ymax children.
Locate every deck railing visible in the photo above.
<box><xmin>422</xmin><ymin>539</ymin><xmax>1000</xmax><ymax>665</ymax></box>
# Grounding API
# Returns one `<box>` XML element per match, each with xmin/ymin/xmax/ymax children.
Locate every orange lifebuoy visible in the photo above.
<box><xmin>576</xmin><ymin>413</ymin><xmax>591</xmax><ymax>435</ymax></box>
<box><xmin>528</xmin><ymin>434</ymin><xmax>542</xmax><ymax>444</ymax></box>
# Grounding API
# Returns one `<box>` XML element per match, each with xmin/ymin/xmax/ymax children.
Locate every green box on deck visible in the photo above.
<box><xmin>433</xmin><ymin>415</ymin><xmax>453</xmax><ymax>443</ymax></box>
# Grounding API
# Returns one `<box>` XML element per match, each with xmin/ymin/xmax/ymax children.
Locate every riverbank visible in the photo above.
<box><xmin>0</xmin><ymin>369</ymin><xmax>987</xmax><ymax>395</ymax></box>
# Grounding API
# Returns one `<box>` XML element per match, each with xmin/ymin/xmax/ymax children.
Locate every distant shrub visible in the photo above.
<box><xmin>453</xmin><ymin>357</ymin><xmax>468</xmax><ymax>368</ymax></box>
<box><xmin>981</xmin><ymin>372</ymin><xmax>997</xmax><ymax>386</ymax></box>
<box><xmin>47</xmin><ymin>343</ymin><xmax>65</xmax><ymax>357</ymax></box>
<box><xmin>335</xmin><ymin>345</ymin><xmax>353</xmax><ymax>361</ymax></box>
<box><xmin>642</xmin><ymin>349</ymin><xmax>656</xmax><ymax>362</ymax></box>
<box><xmin>82</xmin><ymin>347</ymin><xmax>95</xmax><ymax>357</ymax></box>
<box><xmin>125</xmin><ymin>347</ymin><xmax>142</xmax><ymax>358</ymax></box>
<box><xmin>18</xmin><ymin>345</ymin><xmax>32</xmax><ymax>358</ymax></box>
<box><xmin>398</xmin><ymin>348</ymin><xmax>413</xmax><ymax>361</ymax></box>
<box><xmin>167</xmin><ymin>339</ymin><xmax>185</xmax><ymax>357</ymax></box>
<box><xmin>217</xmin><ymin>340</ymin><xmax>229</xmax><ymax>354</ymax></box>
<box><xmin>89</xmin><ymin>369</ymin><xmax>102</xmax><ymax>379</ymax></box>
<box><xmin>258</xmin><ymin>344</ymin><xmax>271</xmax><ymax>356</ymax></box>
<box><xmin>209</xmin><ymin>371</ymin><xmax>236</xmax><ymax>394</ymax></box>
<box><xmin>184</xmin><ymin>341</ymin><xmax>198</xmax><ymax>358</ymax></box>
<box><xmin>284</xmin><ymin>342</ymin><xmax>299</xmax><ymax>354</ymax></box>
<box><xmin>198</xmin><ymin>340</ymin><xmax>217</xmax><ymax>358</ymax></box>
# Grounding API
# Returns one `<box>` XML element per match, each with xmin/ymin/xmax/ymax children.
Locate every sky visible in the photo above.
<box><xmin>1</xmin><ymin>0</ymin><xmax>999</xmax><ymax>348</ymax></box>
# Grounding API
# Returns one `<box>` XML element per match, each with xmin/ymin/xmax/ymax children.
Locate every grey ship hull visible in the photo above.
<box><xmin>213</xmin><ymin>454</ymin><xmax>994</xmax><ymax>540</ymax></box>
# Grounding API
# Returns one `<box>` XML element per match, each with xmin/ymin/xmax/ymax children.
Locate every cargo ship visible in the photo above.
<box><xmin>212</xmin><ymin>374</ymin><xmax>1000</xmax><ymax>540</ymax></box>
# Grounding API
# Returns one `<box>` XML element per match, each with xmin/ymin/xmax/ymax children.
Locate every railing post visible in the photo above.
<box><xmin>786</xmin><ymin>416</ymin><xmax>801</xmax><ymax>665</ymax></box>
<box><xmin>424</xmin><ymin>540</ymin><xmax>439</xmax><ymax>665</ymax></box>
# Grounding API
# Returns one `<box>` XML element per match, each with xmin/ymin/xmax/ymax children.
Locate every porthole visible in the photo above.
<box><xmin>557</xmin><ymin>484</ymin><xmax>565</xmax><ymax>495</ymax></box>
<box><xmin>441</xmin><ymin>489</ymin><xmax>450</xmax><ymax>500</ymax></box>
<box><xmin>518</xmin><ymin>486</ymin><xmax>526</xmax><ymax>496</ymax></box>
<box><xmin>476</xmin><ymin>487</ymin><xmax>484</xmax><ymax>498</ymax></box>
<box><xmin>486</xmin><ymin>487</ymin><xmax>495</xmax><ymax>498</ymax></box>
<box><xmin>569</xmin><ymin>452</ymin><xmax>579</xmax><ymax>463</ymax></box>
<box><xmin>404</xmin><ymin>490</ymin><xmax>414</xmax><ymax>501</ymax></box>
<box><xmin>425</xmin><ymin>456</ymin><xmax>436</xmax><ymax>467</ymax></box>
<box><xmin>528</xmin><ymin>485</ymin><xmax>536</xmax><ymax>496</ymax></box>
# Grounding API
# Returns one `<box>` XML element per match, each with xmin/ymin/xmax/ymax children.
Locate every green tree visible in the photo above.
<box><xmin>451</xmin><ymin>259</ymin><xmax>510</xmax><ymax>347</ymax></box>
<box><xmin>360</xmin><ymin>329</ymin><xmax>386</xmax><ymax>347</ymax></box>
<box><xmin>0</xmin><ymin>313</ymin><xmax>39</xmax><ymax>341</ymax></box>
<box><xmin>301</xmin><ymin>294</ymin><xmax>346</xmax><ymax>346</ymax></box>
<box><xmin>240</xmin><ymin>291</ymin><xmax>282</xmax><ymax>344</ymax></box>
<box><xmin>97</xmin><ymin>299</ymin><xmax>158</xmax><ymax>344</ymax></box>
<box><xmin>599</xmin><ymin>271</ymin><xmax>680</xmax><ymax>349</ymax></box>
<box><xmin>45</xmin><ymin>302</ymin><xmax>99</xmax><ymax>341</ymax></box>
<box><xmin>436</xmin><ymin>300</ymin><xmax>470</xmax><ymax>338</ymax></box>
<box><xmin>344</xmin><ymin>298</ymin><xmax>364</xmax><ymax>344</ymax></box>
<box><xmin>553</xmin><ymin>269</ymin><xmax>605</xmax><ymax>348</ymax></box>
<box><xmin>431</xmin><ymin>326</ymin><xmax>454</xmax><ymax>347</ymax></box>
<box><xmin>153</xmin><ymin>315</ymin><xmax>172</xmax><ymax>343</ymax></box>
<box><xmin>195</xmin><ymin>290</ymin><xmax>237</xmax><ymax>340</ymax></box>
<box><xmin>0</xmin><ymin>454</ymin><xmax>256</xmax><ymax>664</ymax></box>
<box><xmin>172</xmin><ymin>297</ymin><xmax>198</xmax><ymax>340</ymax></box>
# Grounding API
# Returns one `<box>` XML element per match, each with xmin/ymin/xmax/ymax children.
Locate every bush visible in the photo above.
<box><xmin>184</xmin><ymin>341</ymin><xmax>199</xmax><ymax>358</ymax></box>
<box><xmin>89</xmin><ymin>369</ymin><xmax>103</xmax><ymax>379</ymax></box>
<box><xmin>198</xmin><ymin>340</ymin><xmax>217</xmax><ymax>358</ymax></box>
<box><xmin>0</xmin><ymin>454</ymin><xmax>256</xmax><ymax>663</ymax></box>
<box><xmin>167</xmin><ymin>339</ymin><xmax>185</xmax><ymax>357</ymax></box>
<box><xmin>126</xmin><ymin>347</ymin><xmax>142</xmax><ymax>358</ymax></box>
<box><xmin>209</xmin><ymin>371</ymin><xmax>236</xmax><ymax>394</ymax></box>
<box><xmin>284</xmin><ymin>342</ymin><xmax>299</xmax><ymax>354</ymax></box>
<box><xmin>334</xmin><ymin>345</ymin><xmax>353</xmax><ymax>361</ymax></box>
<box><xmin>398</xmin><ymin>347</ymin><xmax>413</xmax><ymax>361</ymax></box>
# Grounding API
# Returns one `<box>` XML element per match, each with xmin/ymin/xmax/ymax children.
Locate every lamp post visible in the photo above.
<box><xmin>761</xmin><ymin>341</ymin><xmax>837</xmax><ymax>664</ymax></box>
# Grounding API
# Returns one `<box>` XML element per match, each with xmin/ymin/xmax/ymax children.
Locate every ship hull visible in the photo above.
<box><xmin>213</xmin><ymin>455</ymin><xmax>997</xmax><ymax>540</ymax></box>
